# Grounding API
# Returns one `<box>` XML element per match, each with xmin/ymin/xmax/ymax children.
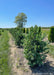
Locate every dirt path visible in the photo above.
<box><xmin>9</xmin><ymin>32</ymin><xmax>30</xmax><ymax>75</ymax></box>
<box><xmin>43</xmin><ymin>36</ymin><xmax>54</xmax><ymax>45</ymax></box>
<box><xmin>9</xmin><ymin>32</ymin><xmax>54</xmax><ymax>75</ymax></box>
<box><xmin>46</xmin><ymin>54</ymin><xmax>54</xmax><ymax>67</ymax></box>
<box><xmin>9</xmin><ymin>33</ymin><xmax>19</xmax><ymax>75</ymax></box>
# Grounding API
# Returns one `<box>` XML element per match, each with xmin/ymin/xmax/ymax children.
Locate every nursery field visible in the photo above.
<box><xmin>8</xmin><ymin>26</ymin><xmax>54</xmax><ymax>75</ymax></box>
<box><xmin>0</xmin><ymin>0</ymin><xmax>54</xmax><ymax>74</ymax></box>
<box><xmin>0</xmin><ymin>27</ymin><xmax>54</xmax><ymax>75</ymax></box>
<box><xmin>0</xmin><ymin>30</ymin><xmax>11</xmax><ymax>75</ymax></box>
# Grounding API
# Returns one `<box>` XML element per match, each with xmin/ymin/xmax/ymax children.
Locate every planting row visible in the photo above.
<box><xmin>0</xmin><ymin>30</ymin><xmax>11</xmax><ymax>75</ymax></box>
<box><xmin>9</xmin><ymin>25</ymin><xmax>54</xmax><ymax>67</ymax></box>
<box><xmin>9</xmin><ymin>25</ymin><xmax>48</xmax><ymax>67</ymax></box>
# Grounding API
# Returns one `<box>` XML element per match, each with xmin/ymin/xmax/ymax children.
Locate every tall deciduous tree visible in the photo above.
<box><xmin>14</xmin><ymin>13</ymin><xmax>27</xmax><ymax>28</ymax></box>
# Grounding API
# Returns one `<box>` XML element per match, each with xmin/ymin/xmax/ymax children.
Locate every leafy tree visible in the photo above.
<box><xmin>14</xmin><ymin>13</ymin><xmax>27</xmax><ymax>47</ymax></box>
<box><xmin>14</xmin><ymin>13</ymin><xmax>27</xmax><ymax>28</ymax></box>
<box><xmin>24</xmin><ymin>25</ymin><xmax>47</xmax><ymax>67</ymax></box>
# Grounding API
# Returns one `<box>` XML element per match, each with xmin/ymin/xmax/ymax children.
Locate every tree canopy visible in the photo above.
<box><xmin>14</xmin><ymin>13</ymin><xmax>27</xmax><ymax>28</ymax></box>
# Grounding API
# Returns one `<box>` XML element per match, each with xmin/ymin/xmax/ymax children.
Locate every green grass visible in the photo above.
<box><xmin>0</xmin><ymin>30</ymin><xmax>11</xmax><ymax>75</ymax></box>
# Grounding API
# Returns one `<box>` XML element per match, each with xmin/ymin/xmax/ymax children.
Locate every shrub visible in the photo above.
<box><xmin>9</xmin><ymin>28</ymin><xmax>18</xmax><ymax>38</ymax></box>
<box><xmin>0</xmin><ymin>30</ymin><xmax>2</xmax><ymax>35</ymax></box>
<box><xmin>2</xmin><ymin>29</ymin><xmax>4</xmax><ymax>32</ymax></box>
<box><xmin>25</xmin><ymin>28</ymin><xmax>29</xmax><ymax>34</ymax></box>
<box><xmin>30</xmin><ymin>26</ymin><xmax>34</xmax><ymax>32</ymax></box>
<box><xmin>24</xmin><ymin>25</ymin><xmax>47</xmax><ymax>67</ymax></box>
<box><xmin>38</xmin><ymin>27</ymin><xmax>41</xmax><ymax>33</ymax></box>
<box><xmin>15</xmin><ymin>29</ymin><xmax>24</xmax><ymax>47</ymax></box>
<box><xmin>22</xmin><ymin>28</ymin><xmax>25</xmax><ymax>33</ymax></box>
<box><xmin>9</xmin><ymin>28</ymin><xmax>24</xmax><ymax>47</ymax></box>
<box><xmin>48</xmin><ymin>26</ymin><xmax>54</xmax><ymax>42</ymax></box>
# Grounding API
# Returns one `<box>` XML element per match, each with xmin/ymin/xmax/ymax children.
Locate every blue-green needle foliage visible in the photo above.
<box><xmin>0</xmin><ymin>30</ymin><xmax>11</xmax><ymax>75</ymax></box>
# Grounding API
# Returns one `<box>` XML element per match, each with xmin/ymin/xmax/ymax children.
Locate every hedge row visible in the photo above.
<box><xmin>9</xmin><ymin>26</ymin><xmax>47</xmax><ymax>67</ymax></box>
<box><xmin>9</xmin><ymin>28</ymin><xmax>24</xmax><ymax>47</ymax></box>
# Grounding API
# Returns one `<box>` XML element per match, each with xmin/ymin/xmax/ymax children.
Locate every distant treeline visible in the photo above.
<box><xmin>41</xmin><ymin>26</ymin><xmax>54</xmax><ymax>29</ymax></box>
<box><xmin>0</xmin><ymin>26</ymin><xmax>54</xmax><ymax>30</ymax></box>
<box><xmin>41</xmin><ymin>27</ymin><xmax>50</xmax><ymax>29</ymax></box>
